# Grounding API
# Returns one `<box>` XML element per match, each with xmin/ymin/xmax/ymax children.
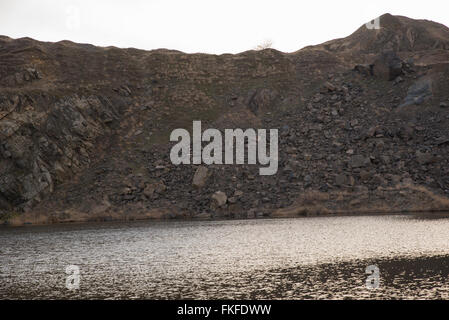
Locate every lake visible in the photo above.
<box><xmin>1</xmin><ymin>214</ymin><xmax>448</xmax><ymax>299</ymax></box>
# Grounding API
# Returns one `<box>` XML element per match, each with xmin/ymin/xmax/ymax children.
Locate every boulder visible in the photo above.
<box><xmin>416</xmin><ymin>151</ymin><xmax>434</xmax><ymax>165</ymax></box>
<box><xmin>211</xmin><ymin>191</ymin><xmax>227</xmax><ymax>208</ymax></box>
<box><xmin>335</xmin><ymin>174</ymin><xmax>347</xmax><ymax>186</ymax></box>
<box><xmin>143</xmin><ymin>181</ymin><xmax>166</xmax><ymax>198</ymax></box>
<box><xmin>192</xmin><ymin>166</ymin><xmax>210</xmax><ymax>188</ymax></box>
<box><xmin>371</xmin><ymin>51</ymin><xmax>403</xmax><ymax>81</ymax></box>
<box><xmin>247</xmin><ymin>208</ymin><xmax>256</xmax><ymax>219</ymax></box>
<box><xmin>193</xmin><ymin>212</ymin><xmax>212</xmax><ymax>219</ymax></box>
<box><xmin>350</xmin><ymin>155</ymin><xmax>370</xmax><ymax>168</ymax></box>
<box><xmin>247</xmin><ymin>88</ymin><xmax>278</xmax><ymax>115</ymax></box>
<box><xmin>228</xmin><ymin>197</ymin><xmax>238</xmax><ymax>204</ymax></box>
<box><xmin>354</xmin><ymin>64</ymin><xmax>372</xmax><ymax>76</ymax></box>
<box><xmin>234</xmin><ymin>190</ymin><xmax>244</xmax><ymax>198</ymax></box>
<box><xmin>321</xmin><ymin>81</ymin><xmax>336</xmax><ymax>93</ymax></box>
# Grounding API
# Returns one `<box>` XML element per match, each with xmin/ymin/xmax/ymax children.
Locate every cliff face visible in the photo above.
<box><xmin>1</xmin><ymin>14</ymin><xmax>449</xmax><ymax>224</ymax></box>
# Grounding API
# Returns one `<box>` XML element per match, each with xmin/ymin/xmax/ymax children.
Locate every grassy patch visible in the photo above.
<box><xmin>0</xmin><ymin>211</ymin><xmax>21</xmax><ymax>224</ymax></box>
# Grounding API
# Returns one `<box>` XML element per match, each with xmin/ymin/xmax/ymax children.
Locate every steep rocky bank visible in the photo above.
<box><xmin>1</xmin><ymin>13</ymin><xmax>449</xmax><ymax>225</ymax></box>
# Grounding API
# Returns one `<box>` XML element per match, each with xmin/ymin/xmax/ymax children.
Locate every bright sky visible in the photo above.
<box><xmin>0</xmin><ymin>0</ymin><xmax>448</xmax><ymax>54</ymax></box>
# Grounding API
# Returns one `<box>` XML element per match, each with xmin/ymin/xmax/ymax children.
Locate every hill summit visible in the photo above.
<box><xmin>314</xmin><ymin>13</ymin><xmax>449</xmax><ymax>54</ymax></box>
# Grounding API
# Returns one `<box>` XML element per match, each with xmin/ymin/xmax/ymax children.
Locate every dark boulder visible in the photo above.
<box><xmin>371</xmin><ymin>51</ymin><xmax>403</xmax><ymax>81</ymax></box>
<box><xmin>354</xmin><ymin>64</ymin><xmax>372</xmax><ymax>76</ymax></box>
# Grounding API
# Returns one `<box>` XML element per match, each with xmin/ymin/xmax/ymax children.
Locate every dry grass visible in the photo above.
<box><xmin>405</xmin><ymin>184</ymin><xmax>449</xmax><ymax>211</ymax></box>
<box><xmin>2</xmin><ymin>204</ymin><xmax>179</xmax><ymax>226</ymax></box>
<box><xmin>4</xmin><ymin>184</ymin><xmax>449</xmax><ymax>226</ymax></box>
<box><xmin>273</xmin><ymin>184</ymin><xmax>449</xmax><ymax>218</ymax></box>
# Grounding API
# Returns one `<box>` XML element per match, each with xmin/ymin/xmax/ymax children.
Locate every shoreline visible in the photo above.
<box><xmin>1</xmin><ymin>208</ymin><xmax>449</xmax><ymax>228</ymax></box>
<box><xmin>3</xmin><ymin>183</ymin><xmax>449</xmax><ymax>227</ymax></box>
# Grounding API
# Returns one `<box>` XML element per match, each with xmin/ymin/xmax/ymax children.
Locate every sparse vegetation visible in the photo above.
<box><xmin>253</xmin><ymin>39</ymin><xmax>273</xmax><ymax>50</ymax></box>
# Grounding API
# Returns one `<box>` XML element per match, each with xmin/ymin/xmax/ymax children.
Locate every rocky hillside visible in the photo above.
<box><xmin>1</xmin><ymin>13</ymin><xmax>449</xmax><ymax>225</ymax></box>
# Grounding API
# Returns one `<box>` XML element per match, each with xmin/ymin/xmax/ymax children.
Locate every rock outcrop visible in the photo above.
<box><xmin>1</xmin><ymin>14</ymin><xmax>449</xmax><ymax>224</ymax></box>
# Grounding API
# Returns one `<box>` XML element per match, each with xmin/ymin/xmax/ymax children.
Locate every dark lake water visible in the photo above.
<box><xmin>1</xmin><ymin>214</ymin><xmax>448</xmax><ymax>299</ymax></box>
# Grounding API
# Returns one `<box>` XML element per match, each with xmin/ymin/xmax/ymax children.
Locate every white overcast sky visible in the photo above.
<box><xmin>0</xmin><ymin>0</ymin><xmax>448</xmax><ymax>54</ymax></box>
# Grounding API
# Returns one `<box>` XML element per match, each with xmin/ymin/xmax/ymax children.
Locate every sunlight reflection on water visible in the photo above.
<box><xmin>1</xmin><ymin>214</ymin><xmax>448</xmax><ymax>299</ymax></box>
